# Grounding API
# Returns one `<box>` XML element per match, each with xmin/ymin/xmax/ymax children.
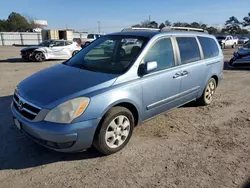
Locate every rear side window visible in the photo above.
<box><xmin>65</xmin><ymin>41</ymin><xmax>73</xmax><ymax>45</ymax></box>
<box><xmin>87</xmin><ymin>34</ymin><xmax>94</xmax><ymax>39</ymax></box>
<box><xmin>176</xmin><ymin>37</ymin><xmax>201</xmax><ymax>64</ymax></box>
<box><xmin>143</xmin><ymin>38</ymin><xmax>175</xmax><ymax>71</ymax></box>
<box><xmin>198</xmin><ymin>37</ymin><xmax>219</xmax><ymax>59</ymax></box>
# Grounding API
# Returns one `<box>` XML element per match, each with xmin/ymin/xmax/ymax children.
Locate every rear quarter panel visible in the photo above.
<box><xmin>198</xmin><ymin>39</ymin><xmax>224</xmax><ymax>97</ymax></box>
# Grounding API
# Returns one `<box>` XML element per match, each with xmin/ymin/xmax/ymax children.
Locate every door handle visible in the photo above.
<box><xmin>173</xmin><ymin>73</ymin><xmax>182</xmax><ymax>79</ymax></box>
<box><xmin>181</xmin><ymin>70</ymin><xmax>189</xmax><ymax>76</ymax></box>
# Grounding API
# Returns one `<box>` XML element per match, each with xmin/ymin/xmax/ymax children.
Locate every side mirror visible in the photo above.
<box><xmin>138</xmin><ymin>61</ymin><xmax>157</xmax><ymax>76</ymax></box>
<box><xmin>145</xmin><ymin>61</ymin><xmax>157</xmax><ymax>73</ymax></box>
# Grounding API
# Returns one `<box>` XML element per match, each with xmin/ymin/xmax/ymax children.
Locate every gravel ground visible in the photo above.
<box><xmin>0</xmin><ymin>46</ymin><xmax>250</xmax><ymax>188</ymax></box>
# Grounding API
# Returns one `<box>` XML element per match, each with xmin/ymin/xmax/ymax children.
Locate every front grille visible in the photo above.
<box><xmin>13</xmin><ymin>93</ymin><xmax>41</xmax><ymax>120</ymax></box>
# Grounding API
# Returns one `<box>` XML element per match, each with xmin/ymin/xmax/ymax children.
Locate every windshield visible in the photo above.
<box><xmin>216</xmin><ymin>36</ymin><xmax>226</xmax><ymax>40</ymax></box>
<box><xmin>87</xmin><ymin>34</ymin><xmax>94</xmax><ymax>39</ymax></box>
<box><xmin>64</xmin><ymin>35</ymin><xmax>148</xmax><ymax>74</ymax></box>
<box><xmin>38</xmin><ymin>40</ymin><xmax>50</xmax><ymax>47</ymax></box>
<box><xmin>240</xmin><ymin>37</ymin><xmax>247</xmax><ymax>40</ymax></box>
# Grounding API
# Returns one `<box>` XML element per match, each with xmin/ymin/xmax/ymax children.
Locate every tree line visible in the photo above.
<box><xmin>132</xmin><ymin>13</ymin><xmax>250</xmax><ymax>35</ymax></box>
<box><xmin>0</xmin><ymin>12</ymin><xmax>36</xmax><ymax>32</ymax></box>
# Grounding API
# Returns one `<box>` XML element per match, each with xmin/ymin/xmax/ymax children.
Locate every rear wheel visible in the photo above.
<box><xmin>197</xmin><ymin>78</ymin><xmax>217</xmax><ymax>106</ymax></box>
<box><xmin>229</xmin><ymin>57</ymin><xmax>236</xmax><ymax>67</ymax></box>
<box><xmin>93</xmin><ymin>107</ymin><xmax>134</xmax><ymax>155</ymax></box>
<box><xmin>34</xmin><ymin>52</ymin><xmax>45</xmax><ymax>62</ymax></box>
<box><xmin>119</xmin><ymin>49</ymin><xmax>125</xmax><ymax>57</ymax></box>
<box><xmin>72</xmin><ymin>50</ymin><xmax>79</xmax><ymax>56</ymax></box>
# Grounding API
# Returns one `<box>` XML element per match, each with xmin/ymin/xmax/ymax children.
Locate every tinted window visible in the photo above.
<box><xmin>65</xmin><ymin>41</ymin><xmax>73</xmax><ymax>45</ymax></box>
<box><xmin>198</xmin><ymin>37</ymin><xmax>219</xmax><ymax>59</ymax></box>
<box><xmin>87</xmin><ymin>34</ymin><xmax>94</xmax><ymax>39</ymax></box>
<box><xmin>176</xmin><ymin>37</ymin><xmax>201</xmax><ymax>64</ymax></box>
<box><xmin>143</xmin><ymin>38</ymin><xmax>175</xmax><ymax>71</ymax></box>
<box><xmin>51</xmin><ymin>41</ymin><xmax>65</xmax><ymax>47</ymax></box>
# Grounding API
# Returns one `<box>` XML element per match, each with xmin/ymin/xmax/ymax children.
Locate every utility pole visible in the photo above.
<box><xmin>97</xmin><ymin>21</ymin><xmax>101</xmax><ymax>33</ymax></box>
<box><xmin>149</xmin><ymin>15</ymin><xmax>151</xmax><ymax>22</ymax></box>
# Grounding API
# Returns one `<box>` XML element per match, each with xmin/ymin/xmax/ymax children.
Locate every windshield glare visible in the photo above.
<box><xmin>65</xmin><ymin>36</ymin><xmax>148</xmax><ymax>74</ymax></box>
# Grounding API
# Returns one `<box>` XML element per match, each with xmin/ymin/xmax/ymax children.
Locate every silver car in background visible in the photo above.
<box><xmin>20</xmin><ymin>40</ymin><xmax>82</xmax><ymax>62</ymax></box>
<box><xmin>238</xmin><ymin>37</ymin><xmax>249</xmax><ymax>45</ymax></box>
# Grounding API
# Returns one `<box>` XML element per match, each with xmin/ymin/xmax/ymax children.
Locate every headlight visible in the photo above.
<box><xmin>44</xmin><ymin>97</ymin><xmax>90</xmax><ymax>124</ymax></box>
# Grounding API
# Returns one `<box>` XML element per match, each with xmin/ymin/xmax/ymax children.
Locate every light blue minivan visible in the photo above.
<box><xmin>12</xmin><ymin>27</ymin><xmax>223</xmax><ymax>155</ymax></box>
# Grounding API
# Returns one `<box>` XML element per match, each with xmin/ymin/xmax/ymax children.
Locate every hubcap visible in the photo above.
<box><xmin>35</xmin><ymin>53</ymin><xmax>44</xmax><ymax>61</ymax></box>
<box><xmin>205</xmin><ymin>81</ymin><xmax>215</xmax><ymax>103</ymax></box>
<box><xmin>105</xmin><ymin>115</ymin><xmax>130</xmax><ymax>149</ymax></box>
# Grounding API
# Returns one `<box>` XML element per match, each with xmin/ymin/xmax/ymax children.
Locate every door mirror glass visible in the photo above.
<box><xmin>145</xmin><ymin>61</ymin><xmax>157</xmax><ymax>73</ymax></box>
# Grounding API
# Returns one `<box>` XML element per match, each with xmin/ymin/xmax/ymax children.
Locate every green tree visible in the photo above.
<box><xmin>7</xmin><ymin>12</ymin><xmax>31</xmax><ymax>31</ymax></box>
<box><xmin>140</xmin><ymin>20</ymin><xmax>151</xmax><ymax>28</ymax></box>
<box><xmin>224</xmin><ymin>16</ymin><xmax>241</xmax><ymax>34</ymax></box>
<box><xmin>173</xmin><ymin>22</ymin><xmax>190</xmax><ymax>27</ymax></box>
<box><xmin>132</xmin><ymin>24</ymin><xmax>141</xmax><ymax>28</ymax></box>
<box><xmin>190</xmin><ymin>22</ymin><xmax>200</xmax><ymax>28</ymax></box>
<box><xmin>164</xmin><ymin>20</ymin><xmax>171</xmax><ymax>26</ymax></box>
<box><xmin>159</xmin><ymin>23</ymin><xmax>165</xmax><ymax>29</ymax></box>
<box><xmin>206</xmin><ymin>26</ymin><xmax>219</xmax><ymax>34</ymax></box>
<box><xmin>0</xmin><ymin>19</ymin><xmax>8</xmax><ymax>31</ymax></box>
<box><xmin>238</xmin><ymin>29</ymin><xmax>249</xmax><ymax>34</ymax></box>
<box><xmin>243</xmin><ymin>13</ymin><xmax>250</xmax><ymax>26</ymax></box>
<box><xmin>150</xmin><ymin>21</ymin><xmax>158</xmax><ymax>28</ymax></box>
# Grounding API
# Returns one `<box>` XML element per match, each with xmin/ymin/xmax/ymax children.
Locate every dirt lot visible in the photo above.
<box><xmin>0</xmin><ymin>46</ymin><xmax>250</xmax><ymax>188</ymax></box>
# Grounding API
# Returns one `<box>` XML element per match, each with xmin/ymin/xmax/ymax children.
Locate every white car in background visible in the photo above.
<box><xmin>21</xmin><ymin>40</ymin><xmax>81</xmax><ymax>62</ymax></box>
<box><xmin>233</xmin><ymin>36</ymin><xmax>238</xmax><ymax>45</ymax></box>
<box><xmin>216</xmin><ymin>35</ymin><xmax>236</xmax><ymax>48</ymax></box>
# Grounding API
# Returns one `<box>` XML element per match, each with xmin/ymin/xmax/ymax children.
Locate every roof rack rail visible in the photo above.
<box><xmin>161</xmin><ymin>26</ymin><xmax>208</xmax><ymax>33</ymax></box>
<box><xmin>121</xmin><ymin>27</ymin><xmax>160</xmax><ymax>32</ymax></box>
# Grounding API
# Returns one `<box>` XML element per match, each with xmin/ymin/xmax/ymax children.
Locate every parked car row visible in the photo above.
<box><xmin>216</xmin><ymin>35</ymin><xmax>249</xmax><ymax>49</ymax></box>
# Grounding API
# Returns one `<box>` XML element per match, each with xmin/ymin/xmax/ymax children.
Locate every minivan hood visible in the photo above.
<box><xmin>17</xmin><ymin>64</ymin><xmax>118</xmax><ymax>108</ymax></box>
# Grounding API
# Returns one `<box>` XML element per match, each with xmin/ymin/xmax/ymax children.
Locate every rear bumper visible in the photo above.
<box><xmin>11</xmin><ymin>103</ymin><xmax>100</xmax><ymax>152</ymax></box>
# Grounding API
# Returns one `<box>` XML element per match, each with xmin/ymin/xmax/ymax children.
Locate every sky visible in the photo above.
<box><xmin>1</xmin><ymin>0</ymin><xmax>250</xmax><ymax>33</ymax></box>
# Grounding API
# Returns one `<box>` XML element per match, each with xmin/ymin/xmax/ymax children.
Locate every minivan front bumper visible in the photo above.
<box><xmin>11</xmin><ymin>103</ymin><xmax>100</xmax><ymax>152</ymax></box>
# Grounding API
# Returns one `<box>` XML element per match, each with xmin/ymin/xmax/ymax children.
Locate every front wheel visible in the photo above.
<box><xmin>197</xmin><ymin>78</ymin><xmax>217</xmax><ymax>106</ymax></box>
<box><xmin>93</xmin><ymin>107</ymin><xmax>134</xmax><ymax>155</ymax></box>
<box><xmin>34</xmin><ymin>52</ymin><xmax>45</xmax><ymax>62</ymax></box>
<box><xmin>72</xmin><ymin>50</ymin><xmax>79</xmax><ymax>56</ymax></box>
<box><xmin>232</xmin><ymin>43</ymin><xmax>236</xmax><ymax>48</ymax></box>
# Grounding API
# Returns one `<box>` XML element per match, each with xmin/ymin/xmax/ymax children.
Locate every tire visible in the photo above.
<box><xmin>85</xmin><ymin>42</ymin><xmax>90</xmax><ymax>46</ymax></box>
<box><xmin>197</xmin><ymin>78</ymin><xmax>217</xmax><ymax>106</ymax></box>
<box><xmin>72</xmin><ymin>50</ymin><xmax>79</xmax><ymax>56</ymax></box>
<box><xmin>222</xmin><ymin>44</ymin><xmax>226</xmax><ymax>49</ymax></box>
<box><xmin>229</xmin><ymin>57</ymin><xmax>236</xmax><ymax>67</ymax></box>
<box><xmin>120</xmin><ymin>49</ymin><xmax>125</xmax><ymax>57</ymax></box>
<box><xmin>34</xmin><ymin>52</ymin><xmax>45</xmax><ymax>62</ymax></box>
<box><xmin>93</xmin><ymin>106</ymin><xmax>134</xmax><ymax>155</ymax></box>
<box><xmin>232</xmin><ymin>43</ymin><xmax>236</xmax><ymax>48</ymax></box>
